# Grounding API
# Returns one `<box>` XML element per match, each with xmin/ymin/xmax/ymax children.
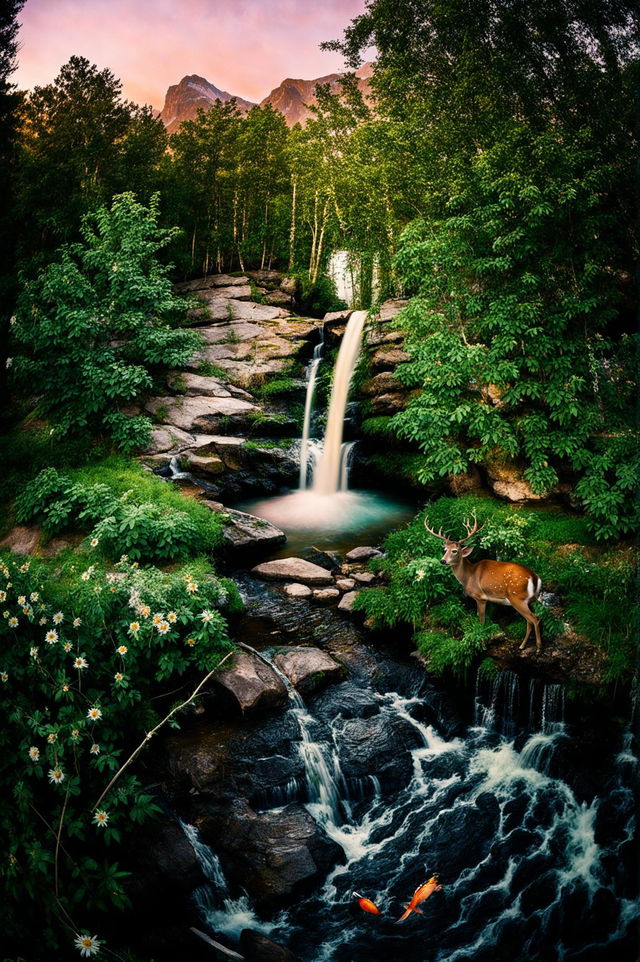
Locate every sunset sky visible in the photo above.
<box><xmin>14</xmin><ymin>0</ymin><xmax>369</xmax><ymax>109</ymax></box>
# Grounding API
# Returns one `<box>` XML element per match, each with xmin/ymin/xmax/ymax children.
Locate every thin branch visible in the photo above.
<box><xmin>93</xmin><ymin>650</ymin><xmax>235</xmax><ymax>811</ymax></box>
<box><xmin>55</xmin><ymin>785</ymin><xmax>70</xmax><ymax>898</ymax></box>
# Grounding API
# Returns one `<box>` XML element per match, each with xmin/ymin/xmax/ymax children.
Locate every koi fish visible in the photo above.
<box><xmin>352</xmin><ymin>891</ymin><xmax>381</xmax><ymax>915</ymax></box>
<box><xmin>395</xmin><ymin>875</ymin><xmax>441</xmax><ymax>923</ymax></box>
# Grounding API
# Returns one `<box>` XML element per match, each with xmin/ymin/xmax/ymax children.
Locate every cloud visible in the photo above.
<box><xmin>15</xmin><ymin>0</ymin><xmax>367</xmax><ymax>108</ymax></box>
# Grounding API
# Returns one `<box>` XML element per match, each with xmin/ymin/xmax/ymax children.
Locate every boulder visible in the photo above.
<box><xmin>198</xmin><ymin>800</ymin><xmax>344</xmax><ymax>908</ymax></box>
<box><xmin>228</xmin><ymin>301</ymin><xmax>290</xmax><ymax>322</ymax></box>
<box><xmin>273</xmin><ymin>646</ymin><xmax>344</xmax><ymax>694</ymax></box>
<box><xmin>370</xmin><ymin>347</ymin><xmax>410</xmax><ymax>369</ymax></box>
<box><xmin>377</xmin><ymin>298</ymin><xmax>408</xmax><ymax>322</ymax></box>
<box><xmin>181</xmin><ymin>451</ymin><xmax>226</xmax><ymax>477</ymax></box>
<box><xmin>370</xmin><ymin>393</ymin><xmax>407</xmax><ymax>415</ymax></box>
<box><xmin>175</xmin><ymin>274</ymin><xmax>249</xmax><ymax>291</ymax></box>
<box><xmin>251</xmin><ymin>558</ymin><xmax>334</xmax><ymax>586</ymax></box>
<box><xmin>264</xmin><ymin>290</ymin><xmax>293</xmax><ymax>307</ymax></box>
<box><xmin>345</xmin><ymin>546</ymin><xmax>383</xmax><ymax>563</ymax></box>
<box><xmin>0</xmin><ymin>525</ymin><xmax>41</xmax><ymax>555</ymax></box>
<box><xmin>338</xmin><ymin>591</ymin><xmax>360</xmax><ymax>614</ymax></box>
<box><xmin>360</xmin><ymin>370</ymin><xmax>403</xmax><ymax>396</ymax></box>
<box><xmin>283</xmin><ymin>583</ymin><xmax>313</xmax><ymax>599</ymax></box>
<box><xmin>312</xmin><ymin>587</ymin><xmax>341</xmax><ymax>604</ymax></box>
<box><xmin>352</xmin><ymin>571</ymin><xmax>377</xmax><ymax>585</ymax></box>
<box><xmin>144</xmin><ymin>395</ymin><xmax>257</xmax><ymax>433</ymax></box>
<box><xmin>167</xmin><ymin>371</ymin><xmax>253</xmax><ymax>400</ymax></box>
<box><xmin>240</xmin><ymin>930</ymin><xmax>301</xmax><ymax>962</ymax></box>
<box><xmin>336</xmin><ymin>714</ymin><xmax>421</xmax><ymax>787</ymax></box>
<box><xmin>200</xmin><ymin>321</ymin><xmax>266</xmax><ymax>344</ymax></box>
<box><xmin>335</xmin><ymin>578</ymin><xmax>356</xmax><ymax>591</ymax></box>
<box><xmin>214</xmin><ymin>649</ymin><xmax>288</xmax><ymax>715</ymax></box>
<box><xmin>209</xmin><ymin>505</ymin><xmax>287</xmax><ymax>552</ymax></box>
<box><xmin>144</xmin><ymin>424</ymin><xmax>197</xmax><ymax>455</ymax></box>
<box><xmin>485</xmin><ymin>458</ymin><xmax>547</xmax><ymax>503</ymax></box>
<box><xmin>126</xmin><ymin>819</ymin><xmax>207</xmax><ymax>912</ymax></box>
<box><xmin>207</xmin><ymin>284</ymin><xmax>252</xmax><ymax>300</ymax></box>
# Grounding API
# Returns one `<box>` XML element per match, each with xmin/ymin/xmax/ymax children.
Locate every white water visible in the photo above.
<box><xmin>313</xmin><ymin>311</ymin><xmax>367</xmax><ymax>496</ymax></box>
<box><xmin>299</xmin><ymin>330</ymin><xmax>324</xmax><ymax>490</ymax></box>
<box><xmin>327</xmin><ymin>250</ymin><xmax>355</xmax><ymax>306</ymax></box>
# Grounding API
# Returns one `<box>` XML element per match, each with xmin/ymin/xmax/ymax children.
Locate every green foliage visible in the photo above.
<box><xmin>11</xmin><ymin>192</ymin><xmax>201</xmax><ymax>448</ymax></box>
<box><xmin>356</xmin><ymin>495</ymin><xmax>636</xmax><ymax>678</ymax></box>
<box><xmin>291</xmin><ymin>271</ymin><xmax>347</xmax><ymax>317</ymax></box>
<box><xmin>0</xmin><ymin>551</ymin><xmax>236</xmax><ymax>955</ymax></box>
<box><xmin>14</xmin><ymin>459</ymin><xmax>223</xmax><ymax>562</ymax></box>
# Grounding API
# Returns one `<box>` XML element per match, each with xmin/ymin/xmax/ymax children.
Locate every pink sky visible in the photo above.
<box><xmin>14</xmin><ymin>0</ymin><xmax>369</xmax><ymax>109</ymax></box>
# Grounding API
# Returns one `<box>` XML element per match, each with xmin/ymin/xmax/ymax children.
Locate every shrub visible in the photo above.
<box><xmin>0</xmin><ymin>552</ymin><xmax>237</xmax><ymax>956</ymax></box>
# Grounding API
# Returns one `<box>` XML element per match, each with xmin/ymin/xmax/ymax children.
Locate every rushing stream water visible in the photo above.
<box><xmin>181</xmin><ymin>580</ymin><xmax>637</xmax><ymax>962</ymax></box>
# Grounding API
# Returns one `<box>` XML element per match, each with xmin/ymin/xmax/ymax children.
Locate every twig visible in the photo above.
<box><xmin>93</xmin><ymin>649</ymin><xmax>235</xmax><ymax>811</ymax></box>
<box><xmin>55</xmin><ymin>785</ymin><xmax>70</xmax><ymax>898</ymax></box>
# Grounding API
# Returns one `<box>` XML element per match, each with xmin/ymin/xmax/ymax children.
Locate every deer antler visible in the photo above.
<box><xmin>458</xmin><ymin>511</ymin><xmax>482</xmax><ymax>544</ymax></box>
<box><xmin>424</xmin><ymin>517</ymin><xmax>448</xmax><ymax>541</ymax></box>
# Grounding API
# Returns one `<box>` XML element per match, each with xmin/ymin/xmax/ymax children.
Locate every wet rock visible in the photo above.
<box><xmin>309</xmin><ymin>548</ymin><xmax>342</xmax><ymax>572</ymax></box>
<box><xmin>251</xmin><ymin>558</ymin><xmax>334</xmax><ymax>586</ymax></box>
<box><xmin>214</xmin><ymin>649</ymin><xmax>288</xmax><ymax>715</ymax></box>
<box><xmin>345</xmin><ymin>546</ymin><xmax>383</xmax><ymax>563</ymax></box>
<box><xmin>336</xmin><ymin>714</ymin><xmax>421</xmax><ymax>787</ymax></box>
<box><xmin>273</xmin><ymin>646</ymin><xmax>345</xmax><ymax>694</ymax></box>
<box><xmin>204</xmin><ymin>504</ymin><xmax>286</xmax><ymax>553</ymax></box>
<box><xmin>198</xmin><ymin>800</ymin><xmax>344</xmax><ymax>908</ymax></box>
<box><xmin>240</xmin><ymin>930</ymin><xmax>301</xmax><ymax>962</ymax></box>
<box><xmin>127</xmin><ymin>818</ymin><xmax>207</xmax><ymax>914</ymax></box>
<box><xmin>181</xmin><ymin>451</ymin><xmax>226</xmax><ymax>477</ymax></box>
<box><xmin>283</xmin><ymin>583</ymin><xmax>313</xmax><ymax>599</ymax></box>
<box><xmin>312</xmin><ymin>587</ymin><xmax>341</xmax><ymax>604</ymax></box>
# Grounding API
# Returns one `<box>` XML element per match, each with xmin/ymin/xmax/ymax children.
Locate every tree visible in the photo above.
<box><xmin>11</xmin><ymin>192</ymin><xmax>200</xmax><ymax>450</ymax></box>
<box><xmin>15</xmin><ymin>56</ymin><xmax>167</xmax><ymax>264</ymax></box>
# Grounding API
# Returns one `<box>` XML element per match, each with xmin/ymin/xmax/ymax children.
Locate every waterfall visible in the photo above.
<box><xmin>299</xmin><ymin>329</ymin><xmax>324</xmax><ymax>490</ymax></box>
<box><xmin>327</xmin><ymin>250</ymin><xmax>355</xmax><ymax>306</ymax></box>
<box><xmin>313</xmin><ymin>310</ymin><xmax>367</xmax><ymax>495</ymax></box>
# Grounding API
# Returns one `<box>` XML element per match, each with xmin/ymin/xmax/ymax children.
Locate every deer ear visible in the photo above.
<box><xmin>461</xmin><ymin>545</ymin><xmax>473</xmax><ymax>557</ymax></box>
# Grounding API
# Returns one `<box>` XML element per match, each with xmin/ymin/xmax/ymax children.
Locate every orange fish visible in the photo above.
<box><xmin>395</xmin><ymin>875</ymin><xmax>442</xmax><ymax>923</ymax></box>
<box><xmin>352</xmin><ymin>891</ymin><xmax>381</xmax><ymax>915</ymax></box>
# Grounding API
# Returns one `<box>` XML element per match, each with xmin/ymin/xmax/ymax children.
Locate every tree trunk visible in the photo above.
<box><xmin>288</xmin><ymin>177</ymin><xmax>297</xmax><ymax>271</ymax></box>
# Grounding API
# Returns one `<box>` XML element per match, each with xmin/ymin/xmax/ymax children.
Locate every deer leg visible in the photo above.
<box><xmin>510</xmin><ymin>597</ymin><xmax>541</xmax><ymax>652</ymax></box>
<box><xmin>476</xmin><ymin>599</ymin><xmax>486</xmax><ymax>624</ymax></box>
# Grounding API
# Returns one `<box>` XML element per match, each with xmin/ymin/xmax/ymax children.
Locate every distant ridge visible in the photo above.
<box><xmin>160</xmin><ymin>63</ymin><xmax>374</xmax><ymax>132</ymax></box>
<box><xmin>160</xmin><ymin>75</ymin><xmax>256</xmax><ymax>134</ymax></box>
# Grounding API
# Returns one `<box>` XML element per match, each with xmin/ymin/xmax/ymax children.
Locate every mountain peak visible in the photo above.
<box><xmin>160</xmin><ymin>75</ymin><xmax>256</xmax><ymax>134</ymax></box>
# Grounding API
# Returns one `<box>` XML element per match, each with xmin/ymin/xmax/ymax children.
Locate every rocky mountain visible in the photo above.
<box><xmin>160</xmin><ymin>63</ymin><xmax>374</xmax><ymax>133</ymax></box>
<box><xmin>160</xmin><ymin>75</ymin><xmax>256</xmax><ymax>134</ymax></box>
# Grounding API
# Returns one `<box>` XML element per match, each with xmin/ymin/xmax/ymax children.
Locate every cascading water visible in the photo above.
<box><xmin>313</xmin><ymin>310</ymin><xmax>366</xmax><ymax>495</ymax></box>
<box><xmin>188</xmin><ymin>643</ymin><xmax>637</xmax><ymax>962</ymax></box>
<box><xmin>299</xmin><ymin>327</ymin><xmax>324</xmax><ymax>490</ymax></box>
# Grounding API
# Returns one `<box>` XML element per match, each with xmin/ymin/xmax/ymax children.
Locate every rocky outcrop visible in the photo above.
<box><xmin>203</xmin><ymin>501</ymin><xmax>287</xmax><ymax>553</ymax></box>
<box><xmin>336</xmin><ymin>714</ymin><xmax>422</xmax><ymax>788</ymax></box>
<box><xmin>197</xmin><ymin>800</ymin><xmax>344</xmax><ymax>908</ymax></box>
<box><xmin>273</xmin><ymin>646</ymin><xmax>344</xmax><ymax>694</ymax></box>
<box><xmin>214</xmin><ymin>649</ymin><xmax>288</xmax><ymax>715</ymax></box>
<box><xmin>160</xmin><ymin>75</ymin><xmax>255</xmax><ymax>134</ymax></box>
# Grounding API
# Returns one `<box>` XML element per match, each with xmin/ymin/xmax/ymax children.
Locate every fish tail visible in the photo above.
<box><xmin>395</xmin><ymin>908</ymin><xmax>412</xmax><ymax>923</ymax></box>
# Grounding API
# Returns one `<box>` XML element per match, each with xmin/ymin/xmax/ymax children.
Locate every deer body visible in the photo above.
<box><xmin>425</xmin><ymin>515</ymin><xmax>543</xmax><ymax>651</ymax></box>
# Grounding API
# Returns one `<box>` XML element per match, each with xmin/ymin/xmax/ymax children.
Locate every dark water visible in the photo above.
<box><xmin>186</xmin><ymin>583</ymin><xmax>638</xmax><ymax>962</ymax></box>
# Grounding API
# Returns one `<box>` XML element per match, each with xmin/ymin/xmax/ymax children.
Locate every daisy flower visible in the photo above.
<box><xmin>8</xmin><ymin>617</ymin><xmax>18</xmax><ymax>628</ymax></box>
<box><xmin>92</xmin><ymin>810</ymin><xmax>109</xmax><ymax>828</ymax></box>
<box><xmin>0</xmin><ymin>671</ymin><xmax>8</xmax><ymax>683</ymax></box>
<box><xmin>53</xmin><ymin>611</ymin><xmax>64</xmax><ymax>624</ymax></box>
<box><xmin>200</xmin><ymin>610</ymin><xmax>213</xmax><ymax>624</ymax></box>
<box><xmin>415</xmin><ymin>568</ymin><xmax>426</xmax><ymax>582</ymax></box>
<box><xmin>138</xmin><ymin>604</ymin><xmax>151</xmax><ymax>618</ymax></box>
<box><xmin>17</xmin><ymin>595</ymin><xmax>26</xmax><ymax>606</ymax></box>
<box><xmin>152</xmin><ymin>613</ymin><xmax>163</xmax><ymax>626</ymax></box>
<box><xmin>128</xmin><ymin>622</ymin><xmax>140</xmax><ymax>634</ymax></box>
<box><xmin>186</xmin><ymin>581</ymin><xmax>198</xmax><ymax>594</ymax></box>
<box><xmin>39</xmin><ymin>617</ymin><xmax>47</xmax><ymax>626</ymax></box>
<box><xmin>30</xmin><ymin>647</ymin><xmax>39</xmax><ymax>659</ymax></box>
<box><xmin>73</xmin><ymin>656</ymin><xmax>88</xmax><ymax>670</ymax></box>
<box><xmin>30</xmin><ymin>592</ymin><xmax>39</xmax><ymax>602</ymax></box>
<box><xmin>157</xmin><ymin>620</ymin><xmax>170</xmax><ymax>635</ymax></box>
<box><xmin>116</xmin><ymin>645</ymin><xmax>127</xmax><ymax>656</ymax></box>
<box><xmin>48</xmin><ymin>768</ymin><xmax>65</xmax><ymax>784</ymax></box>
<box><xmin>47</xmin><ymin>732</ymin><xmax>58</xmax><ymax>743</ymax></box>
<box><xmin>90</xmin><ymin>537</ymin><xmax>99</xmax><ymax>548</ymax></box>
<box><xmin>74</xmin><ymin>933</ymin><xmax>102</xmax><ymax>957</ymax></box>
<box><xmin>61</xmin><ymin>683</ymin><xmax>70</xmax><ymax>693</ymax></box>
<box><xmin>28</xmin><ymin>746</ymin><xmax>40</xmax><ymax>761</ymax></box>
<box><xmin>0</xmin><ymin>591</ymin><xmax>6</xmax><ymax>602</ymax></box>
<box><xmin>22</xmin><ymin>605</ymin><xmax>33</xmax><ymax>616</ymax></box>
<box><xmin>73</xmin><ymin>617</ymin><xmax>82</xmax><ymax>628</ymax></box>
<box><xmin>114</xmin><ymin>672</ymin><xmax>124</xmax><ymax>683</ymax></box>
<box><xmin>19</xmin><ymin>563</ymin><xmax>30</xmax><ymax>572</ymax></box>
<box><xmin>63</xmin><ymin>642</ymin><xmax>73</xmax><ymax>652</ymax></box>
<box><xmin>45</xmin><ymin>629</ymin><xmax>58</xmax><ymax>644</ymax></box>
<box><xmin>90</xmin><ymin>744</ymin><xmax>100</xmax><ymax>755</ymax></box>
<box><xmin>185</xmin><ymin>637</ymin><xmax>196</xmax><ymax>647</ymax></box>
<box><xmin>167</xmin><ymin>611</ymin><xmax>177</xmax><ymax>623</ymax></box>
<box><xmin>86</xmin><ymin>707</ymin><xmax>102</xmax><ymax>722</ymax></box>
<box><xmin>71</xmin><ymin>729</ymin><xmax>80</xmax><ymax>741</ymax></box>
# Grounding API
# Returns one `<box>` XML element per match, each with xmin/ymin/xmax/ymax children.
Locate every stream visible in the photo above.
<box><xmin>179</xmin><ymin>577</ymin><xmax>637</xmax><ymax>962</ymax></box>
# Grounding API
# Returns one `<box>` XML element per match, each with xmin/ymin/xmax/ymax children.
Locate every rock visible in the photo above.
<box><xmin>352</xmin><ymin>571</ymin><xmax>377</xmax><ymax>585</ymax></box>
<box><xmin>181</xmin><ymin>451</ymin><xmax>226</xmax><ymax>477</ymax></box>
<box><xmin>212</xmin><ymin>506</ymin><xmax>287</xmax><ymax>552</ymax></box>
<box><xmin>127</xmin><ymin>819</ymin><xmax>207</xmax><ymax>912</ymax></box>
<box><xmin>485</xmin><ymin>457</ymin><xmax>548</xmax><ymax>503</ymax></box>
<box><xmin>245</xmin><ymin>269</ymin><xmax>284</xmax><ymax>289</ymax></box>
<box><xmin>251</xmin><ymin>558</ymin><xmax>334</xmax><ymax>586</ymax></box>
<box><xmin>240</xmin><ymin>930</ymin><xmax>301</xmax><ymax>962</ymax></box>
<box><xmin>175</xmin><ymin>273</ymin><xmax>250</xmax><ymax>292</ymax></box>
<box><xmin>311</xmin><ymin>587</ymin><xmax>341</xmax><ymax>603</ymax></box>
<box><xmin>264</xmin><ymin>290</ymin><xmax>293</xmax><ymax>307</ymax></box>
<box><xmin>448</xmin><ymin>466</ymin><xmax>484</xmax><ymax>496</ymax></box>
<box><xmin>322</xmin><ymin>309</ymin><xmax>352</xmax><ymax>324</ymax></box>
<box><xmin>345</xmin><ymin>546</ymin><xmax>382</xmax><ymax>563</ymax></box>
<box><xmin>200</xmin><ymin>321</ymin><xmax>266</xmax><ymax>344</ymax></box>
<box><xmin>206</xmin><ymin>283</ymin><xmax>252</xmax><ymax>300</ymax></box>
<box><xmin>0</xmin><ymin>525</ymin><xmax>41</xmax><ymax>555</ymax></box>
<box><xmin>167</xmin><ymin>371</ymin><xmax>253</xmax><ymax>400</ymax></box>
<box><xmin>144</xmin><ymin>395</ymin><xmax>257</xmax><ymax>433</ymax></box>
<box><xmin>370</xmin><ymin>392</ymin><xmax>408</xmax><ymax>415</ymax></box>
<box><xmin>309</xmin><ymin>548</ymin><xmax>342</xmax><ymax>572</ymax></box>
<box><xmin>338</xmin><ymin>591</ymin><xmax>360</xmax><ymax>614</ymax></box>
<box><xmin>214</xmin><ymin>649</ymin><xmax>288</xmax><ymax>714</ymax></box>
<box><xmin>360</xmin><ymin>371</ymin><xmax>403</xmax><ymax>396</ymax></box>
<box><xmin>336</xmin><ymin>714</ymin><xmax>421</xmax><ymax>787</ymax></box>
<box><xmin>280</xmin><ymin>276</ymin><xmax>297</xmax><ymax>295</ymax></box>
<box><xmin>283</xmin><ymin>583</ymin><xmax>313</xmax><ymax>599</ymax></box>
<box><xmin>198</xmin><ymin>800</ymin><xmax>344</xmax><ymax>908</ymax></box>
<box><xmin>144</xmin><ymin>424</ymin><xmax>197</xmax><ymax>454</ymax></box>
<box><xmin>273</xmin><ymin>646</ymin><xmax>344</xmax><ymax>693</ymax></box>
<box><xmin>335</xmin><ymin>578</ymin><xmax>356</xmax><ymax>591</ymax></box>
<box><xmin>377</xmin><ymin>298</ymin><xmax>408</xmax><ymax>322</ymax></box>
<box><xmin>370</xmin><ymin>347</ymin><xmax>410</xmax><ymax>369</ymax></box>
<box><xmin>228</xmin><ymin>301</ymin><xmax>290</xmax><ymax>322</ymax></box>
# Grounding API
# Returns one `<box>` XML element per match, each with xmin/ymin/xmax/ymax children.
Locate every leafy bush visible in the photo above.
<box><xmin>10</xmin><ymin>193</ymin><xmax>201</xmax><ymax>449</ymax></box>
<box><xmin>0</xmin><ymin>552</ymin><xmax>237</xmax><ymax>957</ymax></box>
<box><xmin>15</xmin><ymin>461</ymin><xmax>223</xmax><ymax>562</ymax></box>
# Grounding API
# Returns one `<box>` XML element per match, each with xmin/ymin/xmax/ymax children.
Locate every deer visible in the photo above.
<box><xmin>424</xmin><ymin>513</ymin><xmax>543</xmax><ymax>652</ymax></box>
